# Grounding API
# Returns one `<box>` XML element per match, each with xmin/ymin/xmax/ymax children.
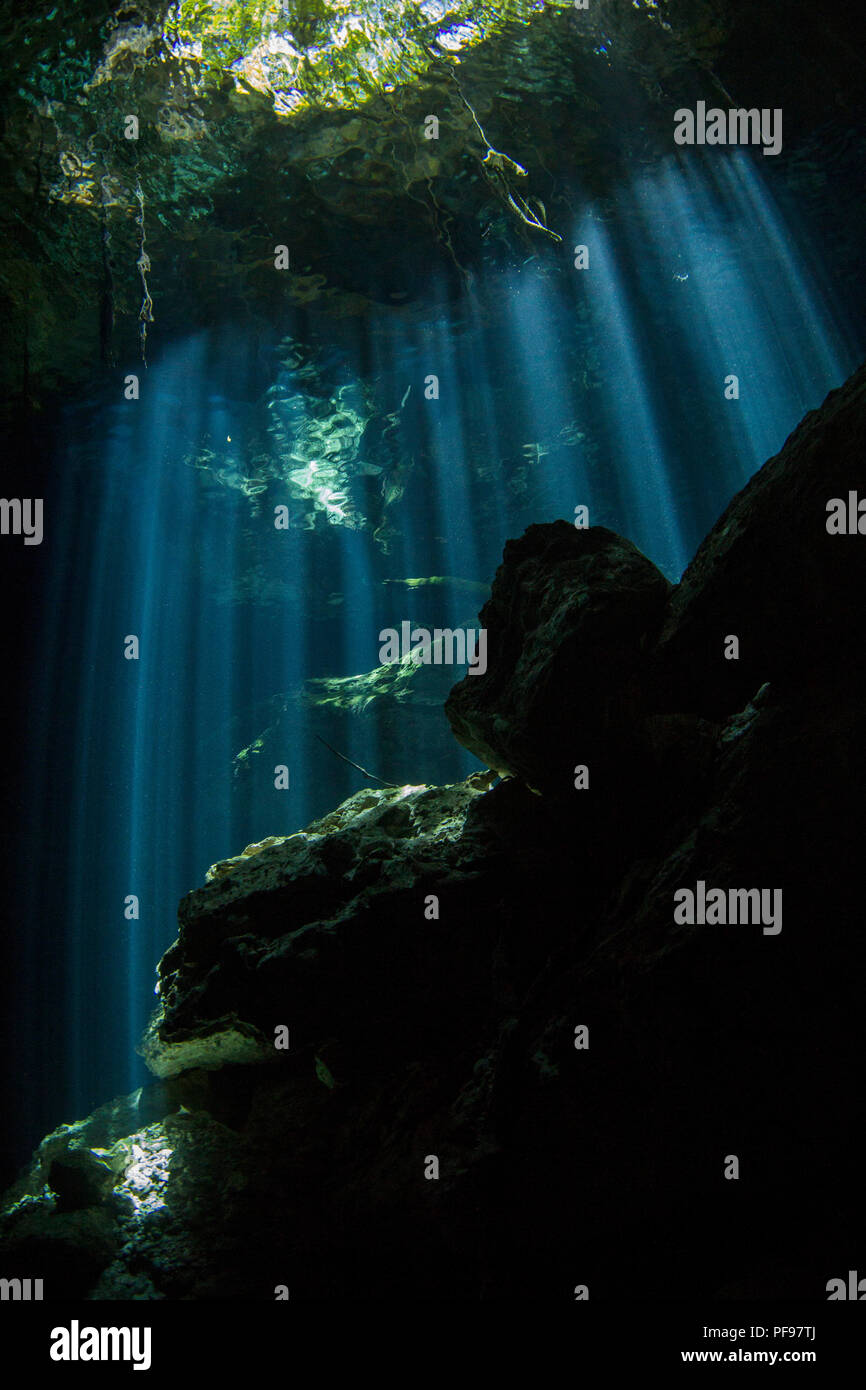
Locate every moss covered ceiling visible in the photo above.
<box><xmin>0</xmin><ymin>0</ymin><xmax>862</xmax><ymax>419</ymax></box>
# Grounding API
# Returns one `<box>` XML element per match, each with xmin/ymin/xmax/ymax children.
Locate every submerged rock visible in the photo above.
<box><xmin>652</xmin><ymin>361</ymin><xmax>866</xmax><ymax>716</ymax></box>
<box><xmin>2</xmin><ymin>363</ymin><xmax>866</xmax><ymax>1298</ymax></box>
<box><xmin>445</xmin><ymin>521</ymin><xmax>671</xmax><ymax>795</ymax></box>
<box><xmin>142</xmin><ymin>771</ymin><xmax>507</xmax><ymax>1079</ymax></box>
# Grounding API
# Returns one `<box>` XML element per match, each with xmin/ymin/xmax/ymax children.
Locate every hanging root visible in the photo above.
<box><xmin>135</xmin><ymin>179</ymin><xmax>154</xmax><ymax>366</ymax></box>
<box><xmin>382</xmin><ymin>89</ymin><xmax>471</xmax><ymax>284</ymax></box>
<box><xmin>427</xmin><ymin>47</ymin><xmax>562</xmax><ymax>244</ymax></box>
<box><xmin>314</xmin><ymin>734</ymin><xmax>400</xmax><ymax>788</ymax></box>
<box><xmin>99</xmin><ymin>175</ymin><xmax>116</xmax><ymax>365</ymax></box>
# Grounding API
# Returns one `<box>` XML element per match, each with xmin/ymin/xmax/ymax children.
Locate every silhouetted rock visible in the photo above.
<box><xmin>652</xmin><ymin>361</ymin><xmax>866</xmax><ymax>717</ymax></box>
<box><xmin>445</xmin><ymin>522</ymin><xmax>671</xmax><ymax>796</ymax></box>
<box><xmin>140</xmin><ymin>771</ymin><xmax>513</xmax><ymax>1079</ymax></box>
<box><xmin>2</xmin><ymin>363</ymin><xmax>865</xmax><ymax>1299</ymax></box>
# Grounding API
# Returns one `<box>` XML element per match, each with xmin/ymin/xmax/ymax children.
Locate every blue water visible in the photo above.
<box><xmin>10</xmin><ymin>145</ymin><xmax>864</xmax><ymax>1162</ymax></box>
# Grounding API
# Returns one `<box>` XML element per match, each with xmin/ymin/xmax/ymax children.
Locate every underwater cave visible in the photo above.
<box><xmin>1</xmin><ymin>0</ymin><xmax>865</xmax><ymax>1339</ymax></box>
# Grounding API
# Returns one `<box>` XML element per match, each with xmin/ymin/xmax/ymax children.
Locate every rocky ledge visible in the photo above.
<box><xmin>2</xmin><ymin>362</ymin><xmax>865</xmax><ymax>1299</ymax></box>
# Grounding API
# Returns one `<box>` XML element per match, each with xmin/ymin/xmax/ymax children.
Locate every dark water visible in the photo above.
<box><xmin>3</xmin><ymin>133</ymin><xmax>864</xmax><ymax>1182</ymax></box>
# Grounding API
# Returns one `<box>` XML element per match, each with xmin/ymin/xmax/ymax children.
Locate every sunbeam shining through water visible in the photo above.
<box><xmin>3</xmin><ymin>16</ymin><xmax>864</xmax><ymax>1226</ymax></box>
<box><xmin>14</xmin><ymin>143</ymin><xmax>863</xmax><ymax>1135</ymax></box>
<box><xmin>4</xmin><ymin>0</ymin><xmax>866</xmax><ymax>1320</ymax></box>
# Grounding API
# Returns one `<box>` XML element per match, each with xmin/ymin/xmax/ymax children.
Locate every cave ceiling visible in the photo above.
<box><xmin>0</xmin><ymin>0</ymin><xmax>862</xmax><ymax>417</ymax></box>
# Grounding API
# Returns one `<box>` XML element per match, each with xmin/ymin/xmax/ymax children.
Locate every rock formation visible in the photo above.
<box><xmin>2</xmin><ymin>362</ymin><xmax>865</xmax><ymax>1299</ymax></box>
<box><xmin>3</xmin><ymin>0</ymin><xmax>864</xmax><ymax>421</ymax></box>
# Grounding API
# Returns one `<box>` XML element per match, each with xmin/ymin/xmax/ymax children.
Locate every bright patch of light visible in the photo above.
<box><xmin>419</xmin><ymin>0</ymin><xmax>454</xmax><ymax>20</ymax></box>
<box><xmin>161</xmin><ymin>0</ymin><xmax>564</xmax><ymax>116</ymax></box>
<box><xmin>437</xmin><ymin>22</ymin><xmax>479</xmax><ymax>51</ymax></box>
<box><xmin>317</xmin><ymin>486</ymin><xmax>350</xmax><ymax>522</ymax></box>
<box><xmin>118</xmin><ymin>1132</ymin><xmax>173</xmax><ymax>1215</ymax></box>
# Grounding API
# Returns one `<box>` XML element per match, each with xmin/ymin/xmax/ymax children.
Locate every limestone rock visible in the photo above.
<box><xmin>652</xmin><ymin>361</ymin><xmax>866</xmax><ymax>717</ymax></box>
<box><xmin>142</xmin><ymin>772</ymin><xmax>503</xmax><ymax>1077</ymax></box>
<box><xmin>445</xmin><ymin>522</ymin><xmax>672</xmax><ymax>795</ymax></box>
<box><xmin>3</xmin><ymin>364</ymin><xmax>866</xmax><ymax>1299</ymax></box>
